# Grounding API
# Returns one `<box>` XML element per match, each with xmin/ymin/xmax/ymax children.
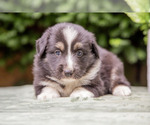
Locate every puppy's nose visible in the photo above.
<box><xmin>64</xmin><ymin>69</ymin><xmax>73</xmax><ymax>77</ymax></box>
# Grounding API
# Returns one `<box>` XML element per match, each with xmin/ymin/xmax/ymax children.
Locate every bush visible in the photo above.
<box><xmin>0</xmin><ymin>13</ymin><xmax>146</xmax><ymax>69</ymax></box>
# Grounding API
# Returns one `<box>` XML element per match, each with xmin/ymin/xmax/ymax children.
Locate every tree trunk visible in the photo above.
<box><xmin>148</xmin><ymin>29</ymin><xmax>150</xmax><ymax>92</ymax></box>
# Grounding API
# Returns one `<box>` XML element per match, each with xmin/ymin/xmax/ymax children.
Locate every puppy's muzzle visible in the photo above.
<box><xmin>64</xmin><ymin>69</ymin><xmax>73</xmax><ymax>77</ymax></box>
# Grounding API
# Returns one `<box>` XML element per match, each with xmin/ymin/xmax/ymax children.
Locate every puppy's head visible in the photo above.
<box><xmin>36</xmin><ymin>23</ymin><xmax>99</xmax><ymax>80</ymax></box>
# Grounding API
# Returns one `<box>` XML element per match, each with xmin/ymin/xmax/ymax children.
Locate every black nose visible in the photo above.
<box><xmin>64</xmin><ymin>69</ymin><xmax>73</xmax><ymax>77</ymax></box>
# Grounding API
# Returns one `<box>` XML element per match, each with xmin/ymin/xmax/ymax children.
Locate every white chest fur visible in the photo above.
<box><xmin>39</xmin><ymin>80</ymin><xmax>79</xmax><ymax>97</ymax></box>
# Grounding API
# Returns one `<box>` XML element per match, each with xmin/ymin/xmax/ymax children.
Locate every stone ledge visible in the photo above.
<box><xmin>0</xmin><ymin>85</ymin><xmax>150</xmax><ymax>125</ymax></box>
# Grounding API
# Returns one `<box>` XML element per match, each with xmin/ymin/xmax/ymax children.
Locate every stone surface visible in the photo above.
<box><xmin>0</xmin><ymin>85</ymin><xmax>150</xmax><ymax>125</ymax></box>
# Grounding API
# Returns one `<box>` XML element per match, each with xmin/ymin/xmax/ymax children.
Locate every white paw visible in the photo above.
<box><xmin>113</xmin><ymin>85</ymin><xmax>131</xmax><ymax>96</ymax></box>
<box><xmin>37</xmin><ymin>87</ymin><xmax>60</xmax><ymax>100</ymax></box>
<box><xmin>70</xmin><ymin>87</ymin><xmax>94</xmax><ymax>98</ymax></box>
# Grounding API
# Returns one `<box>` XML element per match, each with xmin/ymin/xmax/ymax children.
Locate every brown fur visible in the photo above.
<box><xmin>73</xmin><ymin>42</ymin><xmax>83</xmax><ymax>50</ymax></box>
<box><xmin>55</xmin><ymin>42</ymin><xmax>64</xmax><ymax>51</ymax></box>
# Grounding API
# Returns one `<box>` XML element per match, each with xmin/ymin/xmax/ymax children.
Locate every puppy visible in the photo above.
<box><xmin>33</xmin><ymin>23</ymin><xmax>131</xmax><ymax>100</ymax></box>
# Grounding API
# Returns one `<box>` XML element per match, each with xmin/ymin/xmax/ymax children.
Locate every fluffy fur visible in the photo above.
<box><xmin>33</xmin><ymin>23</ymin><xmax>131</xmax><ymax>100</ymax></box>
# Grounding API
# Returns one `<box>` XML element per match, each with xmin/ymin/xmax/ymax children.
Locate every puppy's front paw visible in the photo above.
<box><xmin>112</xmin><ymin>85</ymin><xmax>131</xmax><ymax>96</ymax></box>
<box><xmin>37</xmin><ymin>87</ymin><xmax>60</xmax><ymax>100</ymax></box>
<box><xmin>70</xmin><ymin>87</ymin><xmax>94</xmax><ymax>98</ymax></box>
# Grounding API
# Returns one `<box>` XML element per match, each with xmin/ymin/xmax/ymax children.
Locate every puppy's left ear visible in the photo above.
<box><xmin>90</xmin><ymin>33</ymin><xmax>100</xmax><ymax>58</ymax></box>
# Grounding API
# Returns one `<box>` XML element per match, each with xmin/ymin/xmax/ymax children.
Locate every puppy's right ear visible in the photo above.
<box><xmin>89</xmin><ymin>32</ymin><xmax>100</xmax><ymax>59</ymax></box>
<box><xmin>36</xmin><ymin>29</ymin><xmax>51</xmax><ymax>57</ymax></box>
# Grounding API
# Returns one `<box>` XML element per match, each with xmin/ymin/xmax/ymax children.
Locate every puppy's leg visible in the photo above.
<box><xmin>70</xmin><ymin>87</ymin><xmax>94</xmax><ymax>98</ymax></box>
<box><xmin>34</xmin><ymin>84</ymin><xmax>60</xmax><ymax>100</ymax></box>
<box><xmin>111</xmin><ymin>64</ymin><xmax>131</xmax><ymax>96</ymax></box>
<box><xmin>37</xmin><ymin>86</ymin><xmax>60</xmax><ymax>100</ymax></box>
<box><xmin>112</xmin><ymin>85</ymin><xmax>131</xmax><ymax>96</ymax></box>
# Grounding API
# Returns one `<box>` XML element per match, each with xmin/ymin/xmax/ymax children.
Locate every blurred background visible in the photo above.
<box><xmin>0</xmin><ymin>13</ymin><xmax>148</xmax><ymax>86</ymax></box>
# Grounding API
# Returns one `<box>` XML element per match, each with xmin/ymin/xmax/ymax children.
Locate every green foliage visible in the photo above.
<box><xmin>0</xmin><ymin>13</ymin><xmax>146</xmax><ymax>69</ymax></box>
<box><xmin>125</xmin><ymin>0</ymin><xmax>150</xmax><ymax>45</ymax></box>
<box><xmin>126</xmin><ymin>13</ymin><xmax>150</xmax><ymax>24</ymax></box>
<box><xmin>125</xmin><ymin>0</ymin><xmax>150</xmax><ymax>12</ymax></box>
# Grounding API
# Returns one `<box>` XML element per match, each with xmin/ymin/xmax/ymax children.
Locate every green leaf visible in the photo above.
<box><xmin>20</xmin><ymin>50</ymin><xmax>35</xmax><ymax>66</ymax></box>
<box><xmin>109</xmin><ymin>38</ymin><xmax>130</xmax><ymax>47</ymax></box>
<box><xmin>109</xmin><ymin>38</ymin><xmax>122</xmax><ymax>47</ymax></box>
<box><xmin>126</xmin><ymin>13</ymin><xmax>150</xmax><ymax>24</ymax></box>
<box><xmin>125</xmin><ymin>0</ymin><xmax>149</xmax><ymax>12</ymax></box>
<box><xmin>137</xmin><ymin>48</ymin><xmax>146</xmax><ymax>60</ymax></box>
<box><xmin>98</xmin><ymin>34</ymin><xmax>107</xmax><ymax>47</ymax></box>
<box><xmin>124</xmin><ymin>46</ymin><xmax>138</xmax><ymax>64</ymax></box>
<box><xmin>56</xmin><ymin>13</ymin><xmax>75</xmax><ymax>22</ymax></box>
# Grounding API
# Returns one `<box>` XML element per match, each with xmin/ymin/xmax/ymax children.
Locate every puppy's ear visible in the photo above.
<box><xmin>36</xmin><ymin>28</ymin><xmax>51</xmax><ymax>57</ymax></box>
<box><xmin>90</xmin><ymin>33</ymin><xmax>99</xmax><ymax>58</ymax></box>
<box><xmin>91</xmin><ymin>42</ymin><xmax>99</xmax><ymax>58</ymax></box>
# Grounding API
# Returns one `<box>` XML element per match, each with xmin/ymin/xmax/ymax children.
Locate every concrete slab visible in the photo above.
<box><xmin>0</xmin><ymin>85</ymin><xmax>150</xmax><ymax>125</ymax></box>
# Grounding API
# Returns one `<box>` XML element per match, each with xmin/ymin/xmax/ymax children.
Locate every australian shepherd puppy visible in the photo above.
<box><xmin>33</xmin><ymin>23</ymin><xmax>131</xmax><ymax>100</ymax></box>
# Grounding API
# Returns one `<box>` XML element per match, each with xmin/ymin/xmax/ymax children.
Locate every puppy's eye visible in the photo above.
<box><xmin>55</xmin><ymin>50</ymin><xmax>62</xmax><ymax>56</ymax></box>
<box><xmin>76</xmin><ymin>50</ymin><xmax>83</xmax><ymax>57</ymax></box>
